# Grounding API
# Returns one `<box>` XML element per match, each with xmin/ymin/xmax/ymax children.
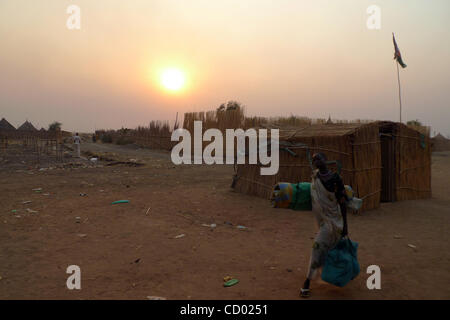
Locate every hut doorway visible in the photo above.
<box><xmin>380</xmin><ymin>124</ymin><xmax>396</xmax><ymax>202</ymax></box>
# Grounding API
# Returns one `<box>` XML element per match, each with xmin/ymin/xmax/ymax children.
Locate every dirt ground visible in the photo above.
<box><xmin>0</xmin><ymin>143</ymin><xmax>449</xmax><ymax>300</ymax></box>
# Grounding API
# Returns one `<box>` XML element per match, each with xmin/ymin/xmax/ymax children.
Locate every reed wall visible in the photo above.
<box><xmin>395</xmin><ymin>124</ymin><xmax>432</xmax><ymax>200</ymax></box>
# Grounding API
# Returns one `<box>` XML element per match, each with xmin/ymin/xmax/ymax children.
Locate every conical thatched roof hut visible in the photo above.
<box><xmin>433</xmin><ymin>133</ymin><xmax>447</xmax><ymax>141</ymax></box>
<box><xmin>17</xmin><ymin>120</ymin><xmax>38</xmax><ymax>131</ymax></box>
<box><xmin>431</xmin><ymin>133</ymin><xmax>450</xmax><ymax>152</ymax></box>
<box><xmin>0</xmin><ymin>118</ymin><xmax>16</xmax><ymax>131</ymax></box>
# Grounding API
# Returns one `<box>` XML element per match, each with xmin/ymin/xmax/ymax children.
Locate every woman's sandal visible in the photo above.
<box><xmin>300</xmin><ymin>288</ymin><xmax>310</xmax><ymax>298</ymax></box>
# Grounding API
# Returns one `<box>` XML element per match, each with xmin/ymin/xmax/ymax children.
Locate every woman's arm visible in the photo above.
<box><xmin>334</xmin><ymin>173</ymin><xmax>348</xmax><ymax>237</ymax></box>
<box><xmin>340</xmin><ymin>201</ymin><xmax>348</xmax><ymax>237</ymax></box>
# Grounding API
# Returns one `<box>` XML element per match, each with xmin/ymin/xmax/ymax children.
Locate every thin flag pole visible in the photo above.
<box><xmin>396</xmin><ymin>61</ymin><xmax>402</xmax><ymax>123</ymax></box>
<box><xmin>393</xmin><ymin>32</ymin><xmax>406</xmax><ymax>123</ymax></box>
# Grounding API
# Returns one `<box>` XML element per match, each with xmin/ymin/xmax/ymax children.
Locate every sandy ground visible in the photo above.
<box><xmin>0</xmin><ymin>143</ymin><xmax>449</xmax><ymax>300</ymax></box>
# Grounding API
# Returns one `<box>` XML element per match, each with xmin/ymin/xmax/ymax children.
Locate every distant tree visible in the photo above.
<box><xmin>226</xmin><ymin>100</ymin><xmax>241</xmax><ymax>111</ymax></box>
<box><xmin>48</xmin><ymin>121</ymin><xmax>62</xmax><ymax>131</ymax></box>
<box><xmin>217</xmin><ymin>101</ymin><xmax>242</xmax><ymax>112</ymax></box>
<box><xmin>118</xmin><ymin>127</ymin><xmax>130</xmax><ymax>135</ymax></box>
<box><xmin>407</xmin><ymin>119</ymin><xmax>422</xmax><ymax>127</ymax></box>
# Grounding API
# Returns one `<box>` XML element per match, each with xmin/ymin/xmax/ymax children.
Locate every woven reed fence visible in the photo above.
<box><xmin>183</xmin><ymin>109</ymin><xmax>245</xmax><ymax>159</ymax></box>
<box><xmin>96</xmin><ymin>120</ymin><xmax>177</xmax><ymax>151</ymax></box>
<box><xmin>131</xmin><ymin>120</ymin><xmax>176</xmax><ymax>151</ymax></box>
<box><xmin>0</xmin><ymin>129</ymin><xmax>64</xmax><ymax>161</ymax></box>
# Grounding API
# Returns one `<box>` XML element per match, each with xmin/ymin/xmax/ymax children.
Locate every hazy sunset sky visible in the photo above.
<box><xmin>0</xmin><ymin>0</ymin><xmax>449</xmax><ymax>135</ymax></box>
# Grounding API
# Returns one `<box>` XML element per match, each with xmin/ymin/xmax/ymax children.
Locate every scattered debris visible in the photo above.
<box><xmin>11</xmin><ymin>209</ymin><xmax>17</xmax><ymax>213</ymax></box>
<box><xmin>224</xmin><ymin>278</ymin><xmax>239</xmax><ymax>287</ymax></box>
<box><xmin>394</xmin><ymin>235</ymin><xmax>403</xmax><ymax>239</ymax></box>
<box><xmin>106</xmin><ymin>161</ymin><xmax>144</xmax><ymax>167</ymax></box>
<box><xmin>145</xmin><ymin>207</ymin><xmax>151</xmax><ymax>215</ymax></box>
<box><xmin>26</xmin><ymin>208</ymin><xmax>38</xmax><ymax>214</ymax></box>
<box><xmin>75</xmin><ymin>217</ymin><xmax>81</xmax><ymax>223</ymax></box>
<box><xmin>80</xmin><ymin>193</ymin><xmax>87</xmax><ymax>197</ymax></box>
<box><xmin>202</xmin><ymin>223</ymin><xmax>217</xmax><ymax>228</ymax></box>
<box><xmin>223</xmin><ymin>276</ymin><xmax>233</xmax><ymax>282</ymax></box>
<box><xmin>112</xmin><ymin>200</ymin><xmax>129</xmax><ymax>205</ymax></box>
<box><xmin>408</xmin><ymin>244</ymin><xmax>417</xmax><ymax>249</ymax></box>
<box><xmin>77</xmin><ymin>234</ymin><xmax>87</xmax><ymax>238</ymax></box>
<box><xmin>174</xmin><ymin>234</ymin><xmax>185</xmax><ymax>239</ymax></box>
<box><xmin>236</xmin><ymin>225</ymin><xmax>247</xmax><ymax>230</ymax></box>
<box><xmin>42</xmin><ymin>193</ymin><xmax>50</xmax><ymax>196</ymax></box>
<box><xmin>224</xmin><ymin>221</ymin><xmax>233</xmax><ymax>226</ymax></box>
<box><xmin>22</xmin><ymin>201</ymin><xmax>32</xmax><ymax>205</ymax></box>
<box><xmin>134</xmin><ymin>258</ymin><xmax>141</xmax><ymax>264</ymax></box>
<box><xmin>32</xmin><ymin>188</ymin><xmax>42</xmax><ymax>191</ymax></box>
<box><xmin>147</xmin><ymin>296</ymin><xmax>167</xmax><ymax>300</ymax></box>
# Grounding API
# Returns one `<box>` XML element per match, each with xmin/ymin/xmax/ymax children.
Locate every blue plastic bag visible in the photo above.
<box><xmin>321</xmin><ymin>237</ymin><xmax>360</xmax><ymax>287</ymax></box>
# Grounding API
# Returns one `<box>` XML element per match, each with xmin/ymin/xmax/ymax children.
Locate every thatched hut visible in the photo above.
<box><xmin>431</xmin><ymin>133</ymin><xmax>450</xmax><ymax>152</ymax></box>
<box><xmin>0</xmin><ymin>118</ymin><xmax>16</xmax><ymax>131</ymax></box>
<box><xmin>17</xmin><ymin>120</ymin><xmax>38</xmax><ymax>131</ymax></box>
<box><xmin>232</xmin><ymin>121</ymin><xmax>431</xmax><ymax>212</ymax></box>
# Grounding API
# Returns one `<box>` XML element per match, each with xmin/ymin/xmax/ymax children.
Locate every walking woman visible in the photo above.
<box><xmin>73</xmin><ymin>133</ymin><xmax>81</xmax><ymax>158</ymax></box>
<box><xmin>300</xmin><ymin>152</ymin><xmax>348</xmax><ymax>298</ymax></box>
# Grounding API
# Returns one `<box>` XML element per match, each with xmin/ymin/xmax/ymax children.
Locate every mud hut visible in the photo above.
<box><xmin>232</xmin><ymin>121</ymin><xmax>431</xmax><ymax>212</ymax></box>
<box><xmin>0</xmin><ymin>118</ymin><xmax>16</xmax><ymax>131</ymax></box>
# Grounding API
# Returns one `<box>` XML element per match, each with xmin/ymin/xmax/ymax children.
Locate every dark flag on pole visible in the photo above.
<box><xmin>393</xmin><ymin>33</ymin><xmax>407</xmax><ymax>68</ymax></box>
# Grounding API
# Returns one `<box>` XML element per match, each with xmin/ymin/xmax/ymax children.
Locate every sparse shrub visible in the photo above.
<box><xmin>101</xmin><ymin>134</ymin><xmax>113</xmax><ymax>143</ymax></box>
<box><xmin>48</xmin><ymin>121</ymin><xmax>62</xmax><ymax>131</ymax></box>
<box><xmin>115</xmin><ymin>136</ymin><xmax>134</xmax><ymax>145</ymax></box>
<box><xmin>407</xmin><ymin>119</ymin><xmax>422</xmax><ymax>127</ymax></box>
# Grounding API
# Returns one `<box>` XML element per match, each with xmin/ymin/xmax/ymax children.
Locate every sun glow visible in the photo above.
<box><xmin>160</xmin><ymin>68</ymin><xmax>186</xmax><ymax>92</ymax></box>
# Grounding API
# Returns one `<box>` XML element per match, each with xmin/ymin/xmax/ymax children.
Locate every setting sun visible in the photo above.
<box><xmin>160</xmin><ymin>68</ymin><xmax>186</xmax><ymax>92</ymax></box>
